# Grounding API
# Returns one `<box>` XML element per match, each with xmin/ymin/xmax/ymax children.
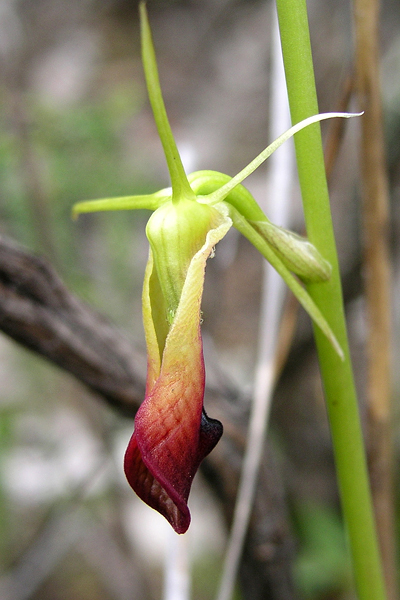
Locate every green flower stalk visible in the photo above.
<box><xmin>73</xmin><ymin>2</ymin><xmax>358</xmax><ymax>533</ymax></box>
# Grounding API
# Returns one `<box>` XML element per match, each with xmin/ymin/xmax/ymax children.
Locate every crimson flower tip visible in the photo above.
<box><xmin>124</xmin><ymin>408</ymin><xmax>223</xmax><ymax>534</ymax></box>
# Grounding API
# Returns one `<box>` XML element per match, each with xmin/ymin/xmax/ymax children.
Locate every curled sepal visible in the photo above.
<box><xmin>124</xmin><ymin>213</ymin><xmax>231</xmax><ymax>533</ymax></box>
<box><xmin>124</xmin><ymin>410</ymin><xmax>222</xmax><ymax>534</ymax></box>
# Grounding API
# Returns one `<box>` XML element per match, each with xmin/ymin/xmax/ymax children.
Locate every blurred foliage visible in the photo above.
<box><xmin>191</xmin><ymin>552</ymin><xmax>242</xmax><ymax>600</ymax></box>
<box><xmin>0</xmin><ymin>82</ymin><xmax>155</xmax><ymax>324</ymax></box>
<box><xmin>293</xmin><ymin>501</ymin><xmax>353</xmax><ymax>600</ymax></box>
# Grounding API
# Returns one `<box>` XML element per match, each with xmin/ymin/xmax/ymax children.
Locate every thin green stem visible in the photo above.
<box><xmin>72</xmin><ymin>189</ymin><xmax>171</xmax><ymax>218</ymax></box>
<box><xmin>275</xmin><ymin>1</ymin><xmax>387</xmax><ymax>599</ymax></box>
<box><xmin>205</xmin><ymin>113</ymin><xmax>358</xmax><ymax>206</ymax></box>
<box><xmin>139</xmin><ymin>2</ymin><xmax>195</xmax><ymax>203</ymax></box>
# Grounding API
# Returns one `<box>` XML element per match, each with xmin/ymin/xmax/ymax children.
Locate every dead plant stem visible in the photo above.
<box><xmin>353</xmin><ymin>0</ymin><xmax>396</xmax><ymax>596</ymax></box>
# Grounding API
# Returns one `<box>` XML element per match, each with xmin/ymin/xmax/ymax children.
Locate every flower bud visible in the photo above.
<box><xmin>252</xmin><ymin>220</ymin><xmax>332</xmax><ymax>283</ymax></box>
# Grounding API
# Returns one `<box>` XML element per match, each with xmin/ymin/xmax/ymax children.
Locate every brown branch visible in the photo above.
<box><xmin>0</xmin><ymin>235</ymin><xmax>296</xmax><ymax>600</ymax></box>
<box><xmin>0</xmin><ymin>235</ymin><xmax>146</xmax><ymax>416</ymax></box>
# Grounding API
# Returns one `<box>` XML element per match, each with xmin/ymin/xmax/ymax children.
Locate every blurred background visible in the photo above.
<box><xmin>0</xmin><ymin>0</ymin><xmax>400</xmax><ymax>598</ymax></box>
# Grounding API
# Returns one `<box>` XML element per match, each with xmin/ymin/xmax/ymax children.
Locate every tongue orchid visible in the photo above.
<box><xmin>73</xmin><ymin>2</ymin><xmax>357</xmax><ymax>533</ymax></box>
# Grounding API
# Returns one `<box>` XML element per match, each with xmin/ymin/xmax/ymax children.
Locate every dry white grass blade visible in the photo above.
<box><xmin>163</xmin><ymin>528</ymin><xmax>191</xmax><ymax>600</ymax></box>
<box><xmin>216</xmin><ymin>8</ymin><xmax>293</xmax><ymax>600</ymax></box>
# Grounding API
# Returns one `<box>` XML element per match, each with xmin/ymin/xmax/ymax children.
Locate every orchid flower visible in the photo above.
<box><xmin>73</xmin><ymin>2</ymin><xmax>358</xmax><ymax>533</ymax></box>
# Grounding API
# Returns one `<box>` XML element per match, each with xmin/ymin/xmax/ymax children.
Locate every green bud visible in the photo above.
<box><xmin>251</xmin><ymin>220</ymin><xmax>332</xmax><ymax>283</ymax></box>
<box><xmin>146</xmin><ymin>197</ymin><xmax>218</xmax><ymax>317</ymax></box>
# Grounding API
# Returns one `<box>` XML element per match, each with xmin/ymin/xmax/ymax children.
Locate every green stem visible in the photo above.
<box><xmin>139</xmin><ymin>3</ymin><xmax>195</xmax><ymax>203</ymax></box>
<box><xmin>275</xmin><ymin>1</ymin><xmax>387</xmax><ymax>599</ymax></box>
